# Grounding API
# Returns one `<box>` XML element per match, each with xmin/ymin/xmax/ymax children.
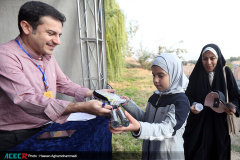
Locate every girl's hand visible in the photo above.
<box><xmin>109</xmin><ymin>111</ymin><xmax>140</xmax><ymax>134</ymax></box>
<box><xmin>120</xmin><ymin>95</ymin><xmax>130</xmax><ymax>106</ymax></box>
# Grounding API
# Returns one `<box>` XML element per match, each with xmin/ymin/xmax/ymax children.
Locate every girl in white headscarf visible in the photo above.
<box><xmin>109</xmin><ymin>53</ymin><xmax>190</xmax><ymax>160</ymax></box>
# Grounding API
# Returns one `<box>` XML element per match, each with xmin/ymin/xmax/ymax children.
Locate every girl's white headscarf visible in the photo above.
<box><xmin>151</xmin><ymin>53</ymin><xmax>189</xmax><ymax>95</ymax></box>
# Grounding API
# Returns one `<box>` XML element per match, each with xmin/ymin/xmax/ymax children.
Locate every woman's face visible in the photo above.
<box><xmin>152</xmin><ymin>65</ymin><xmax>170</xmax><ymax>92</ymax></box>
<box><xmin>202</xmin><ymin>51</ymin><xmax>218</xmax><ymax>72</ymax></box>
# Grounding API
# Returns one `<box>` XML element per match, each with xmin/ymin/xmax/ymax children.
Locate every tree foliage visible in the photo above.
<box><xmin>136</xmin><ymin>44</ymin><xmax>152</xmax><ymax>70</ymax></box>
<box><xmin>126</xmin><ymin>21</ymin><xmax>139</xmax><ymax>57</ymax></box>
<box><xmin>229</xmin><ymin>56</ymin><xmax>240</xmax><ymax>62</ymax></box>
<box><xmin>134</xmin><ymin>41</ymin><xmax>188</xmax><ymax>70</ymax></box>
<box><xmin>226</xmin><ymin>59</ymin><xmax>233</xmax><ymax>70</ymax></box>
<box><xmin>104</xmin><ymin>0</ymin><xmax>127</xmax><ymax>81</ymax></box>
<box><xmin>158</xmin><ymin>40</ymin><xmax>187</xmax><ymax>60</ymax></box>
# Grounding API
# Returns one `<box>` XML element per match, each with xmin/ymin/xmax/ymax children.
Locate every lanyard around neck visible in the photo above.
<box><xmin>15</xmin><ymin>39</ymin><xmax>49</xmax><ymax>89</ymax></box>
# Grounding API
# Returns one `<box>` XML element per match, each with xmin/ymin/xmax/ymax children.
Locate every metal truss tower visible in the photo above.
<box><xmin>76</xmin><ymin>0</ymin><xmax>107</xmax><ymax>90</ymax></box>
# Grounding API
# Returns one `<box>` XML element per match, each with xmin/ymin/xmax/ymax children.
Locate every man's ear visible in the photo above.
<box><xmin>20</xmin><ymin>20</ymin><xmax>32</xmax><ymax>35</ymax></box>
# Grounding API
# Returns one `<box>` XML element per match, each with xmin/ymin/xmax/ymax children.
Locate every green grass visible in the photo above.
<box><xmin>110</xmin><ymin>68</ymin><xmax>155</xmax><ymax>108</ymax></box>
<box><xmin>232</xmin><ymin>144</ymin><xmax>240</xmax><ymax>153</ymax></box>
<box><xmin>231</xmin><ymin>135</ymin><xmax>240</xmax><ymax>154</ymax></box>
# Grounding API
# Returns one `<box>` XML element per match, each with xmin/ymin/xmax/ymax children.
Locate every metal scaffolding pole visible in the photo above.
<box><xmin>76</xmin><ymin>0</ymin><xmax>107</xmax><ymax>90</ymax></box>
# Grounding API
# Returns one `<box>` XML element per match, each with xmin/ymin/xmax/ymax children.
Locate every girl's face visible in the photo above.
<box><xmin>202</xmin><ymin>51</ymin><xmax>218</xmax><ymax>72</ymax></box>
<box><xmin>152</xmin><ymin>65</ymin><xmax>170</xmax><ymax>92</ymax></box>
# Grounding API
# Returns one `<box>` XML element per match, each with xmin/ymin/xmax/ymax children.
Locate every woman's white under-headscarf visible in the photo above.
<box><xmin>151</xmin><ymin>53</ymin><xmax>189</xmax><ymax>95</ymax></box>
<box><xmin>201</xmin><ymin>46</ymin><xmax>218</xmax><ymax>86</ymax></box>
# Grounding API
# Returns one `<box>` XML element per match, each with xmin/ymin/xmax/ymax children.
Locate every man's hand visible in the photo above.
<box><xmin>83</xmin><ymin>100</ymin><xmax>112</xmax><ymax>116</ymax></box>
<box><xmin>64</xmin><ymin>100</ymin><xmax>112</xmax><ymax>116</ymax></box>
<box><xmin>102</xmin><ymin>88</ymin><xmax>116</xmax><ymax>93</ymax></box>
<box><xmin>109</xmin><ymin>111</ymin><xmax>140</xmax><ymax>134</ymax></box>
<box><xmin>85</xmin><ymin>89</ymin><xmax>116</xmax><ymax>98</ymax></box>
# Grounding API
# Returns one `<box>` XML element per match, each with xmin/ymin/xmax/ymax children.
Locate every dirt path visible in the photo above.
<box><xmin>231</xmin><ymin>134</ymin><xmax>240</xmax><ymax>160</ymax></box>
<box><xmin>232</xmin><ymin>151</ymin><xmax>240</xmax><ymax>160</ymax></box>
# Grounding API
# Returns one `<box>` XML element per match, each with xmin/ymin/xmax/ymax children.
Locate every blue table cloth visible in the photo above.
<box><xmin>9</xmin><ymin>116</ymin><xmax>112</xmax><ymax>159</ymax></box>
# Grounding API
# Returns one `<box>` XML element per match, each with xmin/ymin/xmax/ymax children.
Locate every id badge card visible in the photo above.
<box><xmin>44</xmin><ymin>91</ymin><xmax>53</xmax><ymax>98</ymax></box>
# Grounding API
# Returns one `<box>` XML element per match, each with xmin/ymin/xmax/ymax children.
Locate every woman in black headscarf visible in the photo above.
<box><xmin>183</xmin><ymin>43</ymin><xmax>240</xmax><ymax>160</ymax></box>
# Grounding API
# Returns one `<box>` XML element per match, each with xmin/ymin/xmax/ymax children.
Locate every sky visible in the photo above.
<box><xmin>116</xmin><ymin>0</ymin><xmax>240</xmax><ymax>61</ymax></box>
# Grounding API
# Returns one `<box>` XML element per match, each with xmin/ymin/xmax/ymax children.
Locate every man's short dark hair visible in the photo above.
<box><xmin>18</xmin><ymin>1</ymin><xmax>66</xmax><ymax>35</ymax></box>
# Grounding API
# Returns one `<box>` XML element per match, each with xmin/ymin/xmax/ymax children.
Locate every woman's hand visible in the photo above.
<box><xmin>224</xmin><ymin>102</ymin><xmax>236</xmax><ymax>115</ymax></box>
<box><xmin>109</xmin><ymin>111</ymin><xmax>140</xmax><ymax>134</ymax></box>
<box><xmin>190</xmin><ymin>104</ymin><xmax>201</xmax><ymax>114</ymax></box>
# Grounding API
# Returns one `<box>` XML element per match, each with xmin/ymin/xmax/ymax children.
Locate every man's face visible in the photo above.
<box><xmin>27</xmin><ymin>16</ymin><xmax>62</xmax><ymax>56</ymax></box>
